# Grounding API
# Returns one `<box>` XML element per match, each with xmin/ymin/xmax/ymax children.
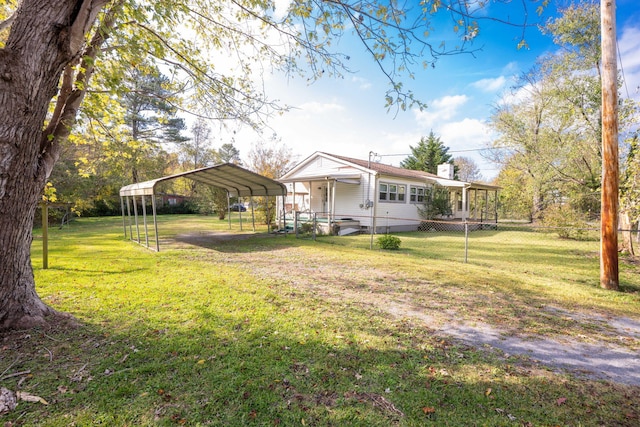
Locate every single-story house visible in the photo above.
<box><xmin>277</xmin><ymin>152</ymin><xmax>499</xmax><ymax>234</ymax></box>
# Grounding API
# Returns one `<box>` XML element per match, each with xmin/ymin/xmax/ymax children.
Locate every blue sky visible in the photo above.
<box><xmin>211</xmin><ymin>0</ymin><xmax>640</xmax><ymax>181</ymax></box>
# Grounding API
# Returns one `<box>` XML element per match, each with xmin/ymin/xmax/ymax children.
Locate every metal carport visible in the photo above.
<box><xmin>119</xmin><ymin>163</ymin><xmax>287</xmax><ymax>251</ymax></box>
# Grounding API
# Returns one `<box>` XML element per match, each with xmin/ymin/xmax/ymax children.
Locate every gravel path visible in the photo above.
<box><xmin>176</xmin><ymin>233</ymin><xmax>640</xmax><ymax>386</ymax></box>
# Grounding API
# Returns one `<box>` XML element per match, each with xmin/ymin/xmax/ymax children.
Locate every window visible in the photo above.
<box><xmin>410</xmin><ymin>186</ymin><xmax>425</xmax><ymax>203</ymax></box>
<box><xmin>379</xmin><ymin>182</ymin><xmax>406</xmax><ymax>203</ymax></box>
<box><xmin>379</xmin><ymin>183</ymin><xmax>387</xmax><ymax>201</ymax></box>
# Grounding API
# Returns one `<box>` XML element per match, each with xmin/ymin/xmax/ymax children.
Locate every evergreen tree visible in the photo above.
<box><xmin>219</xmin><ymin>143</ymin><xmax>242</xmax><ymax>164</ymax></box>
<box><xmin>401</xmin><ymin>131</ymin><xmax>454</xmax><ymax>175</ymax></box>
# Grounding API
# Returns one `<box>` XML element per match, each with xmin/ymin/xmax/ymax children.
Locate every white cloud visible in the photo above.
<box><xmin>618</xmin><ymin>24</ymin><xmax>640</xmax><ymax>100</ymax></box>
<box><xmin>471</xmin><ymin>76</ymin><xmax>507</xmax><ymax>92</ymax></box>
<box><xmin>412</xmin><ymin>94</ymin><xmax>469</xmax><ymax>128</ymax></box>
<box><xmin>297</xmin><ymin>101</ymin><xmax>345</xmax><ymax>114</ymax></box>
<box><xmin>438</xmin><ymin>118</ymin><xmax>490</xmax><ymax>150</ymax></box>
<box><xmin>350</xmin><ymin>76</ymin><xmax>373</xmax><ymax>90</ymax></box>
<box><xmin>273</xmin><ymin>0</ymin><xmax>293</xmax><ymax>20</ymax></box>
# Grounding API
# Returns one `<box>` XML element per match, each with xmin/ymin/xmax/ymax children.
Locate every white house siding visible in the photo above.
<box><xmin>290</xmin><ymin>156</ymin><xmax>360</xmax><ymax>179</ymax></box>
<box><xmin>333</xmin><ymin>181</ymin><xmax>365</xmax><ymax>219</ymax></box>
<box><xmin>374</xmin><ymin>175</ymin><xmax>425</xmax><ymax>232</ymax></box>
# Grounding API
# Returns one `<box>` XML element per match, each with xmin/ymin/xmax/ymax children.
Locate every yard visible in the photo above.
<box><xmin>1</xmin><ymin>214</ymin><xmax>639</xmax><ymax>426</ymax></box>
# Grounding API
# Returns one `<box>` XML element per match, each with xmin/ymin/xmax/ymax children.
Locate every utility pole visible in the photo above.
<box><xmin>600</xmin><ymin>0</ymin><xmax>619</xmax><ymax>290</ymax></box>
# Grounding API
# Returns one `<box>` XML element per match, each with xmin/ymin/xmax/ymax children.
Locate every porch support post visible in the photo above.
<box><xmin>473</xmin><ymin>189</ymin><xmax>478</xmax><ymax>220</ymax></box>
<box><xmin>484</xmin><ymin>190</ymin><xmax>489</xmax><ymax>223</ymax></box>
<box><xmin>331</xmin><ymin>179</ymin><xmax>337</xmax><ymax>224</ymax></box>
<box><xmin>292</xmin><ymin>183</ymin><xmax>296</xmax><ymax>212</ymax></box>
<box><xmin>462</xmin><ymin>186</ymin><xmax>467</xmax><ymax>221</ymax></box>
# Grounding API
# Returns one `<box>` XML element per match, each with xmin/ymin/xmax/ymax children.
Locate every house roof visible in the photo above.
<box><xmin>120</xmin><ymin>163</ymin><xmax>287</xmax><ymax>198</ymax></box>
<box><xmin>281</xmin><ymin>152</ymin><xmax>499</xmax><ymax>190</ymax></box>
<box><xmin>327</xmin><ymin>153</ymin><xmax>441</xmax><ymax>181</ymax></box>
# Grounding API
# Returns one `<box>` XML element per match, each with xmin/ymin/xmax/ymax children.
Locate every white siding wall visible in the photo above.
<box><xmin>374</xmin><ymin>175</ymin><xmax>425</xmax><ymax>232</ymax></box>
<box><xmin>290</xmin><ymin>156</ymin><xmax>358</xmax><ymax>178</ymax></box>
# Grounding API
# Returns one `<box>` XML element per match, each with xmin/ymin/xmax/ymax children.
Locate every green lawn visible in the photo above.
<box><xmin>1</xmin><ymin>215</ymin><xmax>638</xmax><ymax>426</ymax></box>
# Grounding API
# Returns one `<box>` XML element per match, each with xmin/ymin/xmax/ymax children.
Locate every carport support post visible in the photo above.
<box><xmin>133</xmin><ymin>195</ymin><xmax>140</xmax><ymax>243</ymax></box>
<box><xmin>152</xmin><ymin>194</ymin><xmax>159</xmax><ymax>252</ymax></box>
<box><xmin>142</xmin><ymin>195</ymin><xmax>149</xmax><ymax>248</ymax></box>
<box><xmin>120</xmin><ymin>196</ymin><xmax>126</xmax><ymax>238</ymax></box>
<box><xmin>126</xmin><ymin>196</ymin><xmax>133</xmax><ymax>241</ymax></box>
<box><xmin>250</xmin><ymin>196</ymin><xmax>256</xmax><ymax>231</ymax></box>
<box><xmin>227</xmin><ymin>192</ymin><xmax>231</xmax><ymax>230</ymax></box>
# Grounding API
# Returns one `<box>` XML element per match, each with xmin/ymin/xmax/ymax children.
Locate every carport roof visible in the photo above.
<box><xmin>119</xmin><ymin>163</ymin><xmax>286</xmax><ymax>198</ymax></box>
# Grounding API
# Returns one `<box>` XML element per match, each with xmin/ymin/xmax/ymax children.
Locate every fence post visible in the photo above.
<box><xmin>312</xmin><ymin>212</ymin><xmax>317</xmax><ymax>241</ymax></box>
<box><xmin>464</xmin><ymin>220</ymin><xmax>469</xmax><ymax>263</ymax></box>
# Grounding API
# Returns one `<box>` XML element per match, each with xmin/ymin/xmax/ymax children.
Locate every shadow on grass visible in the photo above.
<box><xmin>1</xmin><ymin>308</ymin><xmax>638</xmax><ymax>427</ymax></box>
<box><xmin>171</xmin><ymin>231</ymin><xmax>300</xmax><ymax>253</ymax></box>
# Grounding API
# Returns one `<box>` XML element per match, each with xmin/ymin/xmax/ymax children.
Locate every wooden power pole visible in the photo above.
<box><xmin>600</xmin><ymin>0</ymin><xmax>619</xmax><ymax>290</ymax></box>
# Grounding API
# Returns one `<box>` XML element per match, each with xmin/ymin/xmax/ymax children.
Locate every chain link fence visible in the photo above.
<box><xmin>279</xmin><ymin>211</ymin><xmax>637</xmax><ymax>263</ymax></box>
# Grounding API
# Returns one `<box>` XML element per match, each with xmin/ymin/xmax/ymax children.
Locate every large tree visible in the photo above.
<box><xmin>454</xmin><ymin>156</ymin><xmax>482</xmax><ymax>182</ymax></box>
<box><xmin>488</xmin><ymin>2</ymin><xmax>628</xmax><ymax>222</ymax></box>
<box><xmin>0</xmin><ymin>0</ymin><xmax>547</xmax><ymax>330</ymax></box>
<box><xmin>401</xmin><ymin>131</ymin><xmax>455</xmax><ymax>175</ymax></box>
<box><xmin>247</xmin><ymin>136</ymin><xmax>296</xmax><ymax>225</ymax></box>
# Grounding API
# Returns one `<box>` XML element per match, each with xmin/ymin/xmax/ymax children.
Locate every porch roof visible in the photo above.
<box><xmin>279</xmin><ymin>173</ymin><xmax>362</xmax><ymax>184</ymax></box>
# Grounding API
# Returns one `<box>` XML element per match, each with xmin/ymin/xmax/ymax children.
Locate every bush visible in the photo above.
<box><xmin>376</xmin><ymin>234</ymin><xmax>401</xmax><ymax>250</ymax></box>
<box><xmin>539</xmin><ymin>204</ymin><xmax>590</xmax><ymax>240</ymax></box>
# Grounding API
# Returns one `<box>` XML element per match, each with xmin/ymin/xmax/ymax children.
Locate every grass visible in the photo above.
<box><xmin>1</xmin><ymin>214</ymin><xmax>638</xmax><ymax>426</ymax></box>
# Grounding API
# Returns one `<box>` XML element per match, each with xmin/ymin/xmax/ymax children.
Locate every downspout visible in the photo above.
<box><xmin>370</xmin><ymin>172</ymin><xmax>378</xmax><ymax>248</ymax></box>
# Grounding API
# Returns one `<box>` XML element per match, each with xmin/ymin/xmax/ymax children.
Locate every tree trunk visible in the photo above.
<box><xmin>0</xmin><ymin>0</ymin><xmax>106</xmax><ymax>330</ymax></box>
<box><xmin>620</xmin><ymin>210</ymin><xmax>635</xmax><ymax>256</ymax></box>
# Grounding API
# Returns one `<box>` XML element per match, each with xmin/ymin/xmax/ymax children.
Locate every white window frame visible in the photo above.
<box><xmin>410</xmin><ymin>186</ymin><xmax>425</xmax><ymax>203</ymax></box>
<box><xmin>379</xmin><ymin>182</ymin><xmax>406</xmax><ymax>203</ymax></box>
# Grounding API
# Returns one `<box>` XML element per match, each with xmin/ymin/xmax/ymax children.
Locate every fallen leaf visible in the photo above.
<box><xmin>197</xmin><ymin>359</ymin><xmax>205</xmax><ymax>364</ymax></box>
<box><xmin>16</xmin><ymin>391</ymin><xmax>48</xmax><ymax>405</ymax></box>
<box><xmin>556</xmin><ymin>397</ymin><xmax>567</xmax><ymax>405</ymax></box>
<box><xmin>485</xmin><ymin>387</ymin><xmax>492</xmax><ymax>396</ymax></box>
<box><xmin>422</xmin><ymin>406</ymin><xmax>436</xmax><ymax>414</ymax></box>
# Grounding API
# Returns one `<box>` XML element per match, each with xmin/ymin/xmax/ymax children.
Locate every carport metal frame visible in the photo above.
<box><xmin>119</xmin><ymin>163</ymin><xmax>287</xmax><ymax>251</ymax></box>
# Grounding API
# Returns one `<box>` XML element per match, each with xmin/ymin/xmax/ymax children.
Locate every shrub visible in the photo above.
<box><xmin>540</xmin><ymin>204</ymin><xmax>590</xmax><ymax>240</ymax></box>
<box><xmin>376</xmin><ymin>234</ymin><xmax>401</xmax><ymax>250</ymax></box>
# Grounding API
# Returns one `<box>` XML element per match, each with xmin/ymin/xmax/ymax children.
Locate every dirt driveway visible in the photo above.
<box><xmin>175</xmin><ymin>232</ymin><xmax>640</xmax><ymax>386</ymax></box>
